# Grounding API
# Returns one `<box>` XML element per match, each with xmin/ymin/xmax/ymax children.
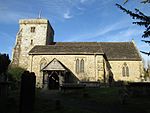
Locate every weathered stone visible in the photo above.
<box><xmin>12</xmin><ymin>18</ymin><xmax>144</xmax><ymax>88</ymax></box>
<box><xmin>12</xmin><ymin>19</ymin><xmax>54</xmax><ymax>69</ymax></box>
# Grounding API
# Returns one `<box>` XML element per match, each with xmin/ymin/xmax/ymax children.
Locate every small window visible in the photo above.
<box><xmin>30</xmin><ymin>39</ymin><xmax>33</xmax><ymax>45</ymax></box>
<box><xmin>31</xmin><ymin>27</ymin><xmax>35</xmax><ymax>33</ymax></box>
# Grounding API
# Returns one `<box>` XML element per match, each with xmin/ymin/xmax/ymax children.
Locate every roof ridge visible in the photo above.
<box><xmin>99</xmin><ymin>42</ymin><xmax>132</xmax><ymax>43</ymax></box>
<box><xmin>56</xmin><ymin>41</ymin><xmax>131</xmax><ymax>43</ymax></box>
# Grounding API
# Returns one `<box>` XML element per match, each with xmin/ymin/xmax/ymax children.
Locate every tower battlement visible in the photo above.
<box><xmin>19</xmin><ymin>19</ymin><xmax>49</xmax><ymax>24</ymax></box>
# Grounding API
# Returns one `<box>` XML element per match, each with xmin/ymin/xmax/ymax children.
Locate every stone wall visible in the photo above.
<box><xmin>11</xmin><ymin>19</ymin><xmax>54</xmax><ymax>69</ymax></box>
<box><xmin>108</xmin><ymin>61</ymin><xmax>143</xmax><ymax>82</ymax></box>
<box><xmin>28</xmin><ymin>54</ymin><xmax>105</xmax><ymax>87</ymax></box>
<box><xmin>28</xmin><ymin>54</ymin><xmax>143</xmax><ymax>87</ymax></box>
<box><xmin>11</xmin><ymin>29</ymin><xmax>22</xmax><ymax>67</ymax></box>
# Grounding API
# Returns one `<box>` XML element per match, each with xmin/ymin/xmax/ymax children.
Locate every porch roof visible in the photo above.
<box><xmin>42</xmin><ymin>58</ymin><xmax>66</xmax><ymax>71</ymax></box>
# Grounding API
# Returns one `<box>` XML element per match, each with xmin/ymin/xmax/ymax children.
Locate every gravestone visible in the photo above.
<box><xmin>19</xmin><ymin>71</ymin><xmax>36</xmax><ymax>113</ymax></box>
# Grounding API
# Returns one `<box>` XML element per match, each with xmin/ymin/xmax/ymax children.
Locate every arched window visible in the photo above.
<box><xmin>40</xmin><ymin>58</ymin><xmax>47</xmax><ymax>84</ymax></box>
<box><xmin>126</xmin><ymin>66</ymin><xmax>129</xmax><ymax>77</ymax></box>
<box><xmin>76</xmin><ymin>59</ymin><xmax>79</xmax><ymax>74</ymax></box>
<box><xmin>80</xmin><ymin>59</ymin><xmax>84</xmax><ymax>73</ymax></box>
<box><xmin>122</xmin><ymin>62</ymin><xmax>129</xmax><ymax>77</ymax></box>
<box><xmin>122</xmin><ymin>66</ymin><xmax>125</xmax><ymax>77</ymax></box>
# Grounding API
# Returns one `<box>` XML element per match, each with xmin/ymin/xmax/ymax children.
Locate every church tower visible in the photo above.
<box><xmin>12</xmin><ymin>18</ymin><xmax>54</xmax><ymax>69</ymax></box>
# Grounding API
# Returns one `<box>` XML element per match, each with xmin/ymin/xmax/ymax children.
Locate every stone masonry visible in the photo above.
<box><xmin>12</xmin><ymin>18</ymin><xmax>144</xmax><ymax>88</ymax></box>
<box><xmin>12</xmin><ymin>19</ymin><xmax>54</xmax><ymax>69</ymax></box>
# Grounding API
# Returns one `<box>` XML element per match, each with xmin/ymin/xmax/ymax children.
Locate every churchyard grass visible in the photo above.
<box><xmin>33</xmin><ymin>87</ymin><xmax>150</xmax><ymax>113</ymax></box>
<box><xmin>1</xmin><ymin>87</ymin><xmax>150</xmax><ymax>113</ymax></box>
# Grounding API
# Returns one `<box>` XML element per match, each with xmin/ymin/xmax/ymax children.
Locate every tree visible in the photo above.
<box><xmin>0</xmin><ymin>53</ymin><xmax>11</xmax><ymax>81</ymax></box>
<box><xmin>8</xmin><ymin>67</ymin><xmax>26</xmax><ymax>89</ymax></box>
<box><xmin>123</xmin><ymin>0</ymin><xmax>150</xmax><ymax>4</ymax></box>
<box><xmin>116</xmin><ymin>4</ymin><xmax>150</xmax><ymax>55</ymax></box>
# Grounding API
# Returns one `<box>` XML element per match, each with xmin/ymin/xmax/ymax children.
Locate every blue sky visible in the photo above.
<box><xmin>0</xmin><ymin>0</ymin><xmax>150</xmax><ymax>66</ymax></box>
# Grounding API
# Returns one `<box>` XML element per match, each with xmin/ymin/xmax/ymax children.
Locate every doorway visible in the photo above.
<box><xmin>48</xmin><ymin>72</ymin><xmax>59</xmax><ymax>89</ymax></box>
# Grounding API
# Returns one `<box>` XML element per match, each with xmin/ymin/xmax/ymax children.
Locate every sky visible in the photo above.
<box><xmin>0</xmin><ymin>0</ymin><xmax>150</xmax><ymax>66</ymax></box>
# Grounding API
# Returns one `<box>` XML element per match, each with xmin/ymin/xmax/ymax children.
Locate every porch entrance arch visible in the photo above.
<box><xmin>41</xmin><ymin>58</ymin><xmax>69</xmax><ymax>89</ymax></box>
<box><xmin>48</xmin><ymin>71</ymin><xmax>59</xmax><ymax>89</ymax></box>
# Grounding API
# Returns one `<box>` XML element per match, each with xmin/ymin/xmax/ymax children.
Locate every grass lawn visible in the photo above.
<box><xmin>1</xmin><ymin>87</ymin><xmax>150</xmax><ymax>113</ymax></box>
<box><xmin>33</xmin><ymin>87</ymin><xmax>150</xmax><ymax>113</ymax></box>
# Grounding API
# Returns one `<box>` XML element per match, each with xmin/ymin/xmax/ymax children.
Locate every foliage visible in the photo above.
<box><xmin>116</xmin><ymin>4</ymin><xmax>150</xmax><ymax>38</ymax></box>
<box><xmin>143</xmin><ymin>68</ymin><xmax>150</xmax><ymax>81</ymax></box>
<box><xmin>0</xmin><ymin>53</ymin><xmax>11</xmax><ymax>75</ymax></box>
<box><xmin>144</xmin><ymin>68</ymin><xmax>149</xmax><ymax>76</ymax></box>
<box><xmin>123</xmin><ymin>0</ymin><xmax>150</xmax><ymax>4</ymax></box>
<box><xmin>8</xmin><ymin>67</ymin><xmax>26</xmax><ymax>89</ymax></box>
<box><xmin>0</xmin><ymin>53</ymin><xmax>11</xmax><ymax>81</ymax></box>
<box><xmin>116</xmin><ymin>4</ymin><xmax>150</xmax><ymax>55</ymax></box>
<box><xmin>8</xmin><ymin>67</ymin><xmax>25</xmax><ymax>82</ymax></box>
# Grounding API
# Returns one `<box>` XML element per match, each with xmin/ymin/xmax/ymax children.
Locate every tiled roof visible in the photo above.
<box><xmin>29</xmin><ymin>42</ymin><xmax>103</xmax><ymax>55</ymax></box>
<box><xmin>29</xmin><ymin>42</ymin><xmax>141</xmax><ymax>61</ymax></box>
<box><xmin>100</xmin><ymin>42</ymin><xmax>141</xmax><ymax>61</ymax></box>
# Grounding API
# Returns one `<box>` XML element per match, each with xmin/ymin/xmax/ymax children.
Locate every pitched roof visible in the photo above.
<box><xmin>100</xmin><ymin>42</ymin><xmax>141</xmax><ymax>61</ymax></box>
<box><xmin>29</xmin><ymin>42</ymin><xmax>103</xmax><ymax>55</ymax></box>
<box><xmin>29</xmin><ymin>42</ymin><xmax>141</xmax><ymax>61</ymax></box>
<box><xmin>42</xmin><ymin>58</ymin><xmax>66</xmax><ymax>71</ymax></box>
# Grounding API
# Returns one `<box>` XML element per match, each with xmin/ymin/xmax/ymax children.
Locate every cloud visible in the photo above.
<box><xmin>38</xmin><ymin>0</ymin><xmax>75</xmax><ymax>20</ymax></box>
<box><xmin>38</xmin><ymin>0</ymin><xmax>100</xmax><ymax>20</ymax></box>
<box><xmin>63</xmin><ymin>10</ymin><xmax>73</xmax><ymax>19</ymax></box>
<box><xmin>64</xmin><ymin>16</ymin><xmax>146</xmax><ymax>43</ymax></box>
<box><xmin>80</xmin><ymin>0</ymin><xmax>89</xmax><ymax>3</ymax></box>
<box><xmin>65</xmin><ymin>20</ymin><xmax>131</xmax><ymax>41</ymax></box>
<box><xmin>104</xmin><ymin>28</ymin><xmax>143</xmax><ymax>42</ymax></box>
<box><xmin>0</xmin><ymin>0</ymin><xmax>113</xmax><ymax>22</ymax></box>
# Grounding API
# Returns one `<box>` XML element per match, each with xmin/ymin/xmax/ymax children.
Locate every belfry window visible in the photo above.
<box><xmin>122</xmin><ymin>62</ymin><xmax>129</xmax><ymax>77</ymax></box>
<box><xmin>30</xmin><ymin>39</ymin><xmax>33</xmax><ymax>45</ymax></box>
<box><xmin>80</xmin><ymin>59</ymin><xmax>84</xmax><ymax>73</ymax></box>
<box><xmin>31</xmin><ymin>27</ymin><xmax>35</xmax><ymax>33</ymax></box>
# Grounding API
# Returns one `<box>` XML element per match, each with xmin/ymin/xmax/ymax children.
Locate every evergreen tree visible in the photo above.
<box><xmin>123</xmin><ymin>0</ymin><xmax>150</xmax><ymax>4</ymax></box>
<box><xmin>0</xmin><ymin>53</ymin><xmax>11</xmax><ymax>81</ymax></box>
<box><xmin>116</xmin><ymin>3</ymin><xmax>150</xmax><ymax>55</ymax></box>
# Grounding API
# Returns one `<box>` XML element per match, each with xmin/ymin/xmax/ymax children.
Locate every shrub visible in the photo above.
<box><xmin>8</xmin><ymin>67</ymin><xmax>26</xmax><ymax>90</ymax></box>
<box><xmin>0</xmin><ymin>53</ymin><xmax>11</xmax><ymax>81</ymax></box>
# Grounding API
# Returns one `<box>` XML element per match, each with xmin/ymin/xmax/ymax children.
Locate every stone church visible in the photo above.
<box><xmin>12</xmin><ymin>18</ymin><xmax>143</xmax><ymax>88</ymax></box>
